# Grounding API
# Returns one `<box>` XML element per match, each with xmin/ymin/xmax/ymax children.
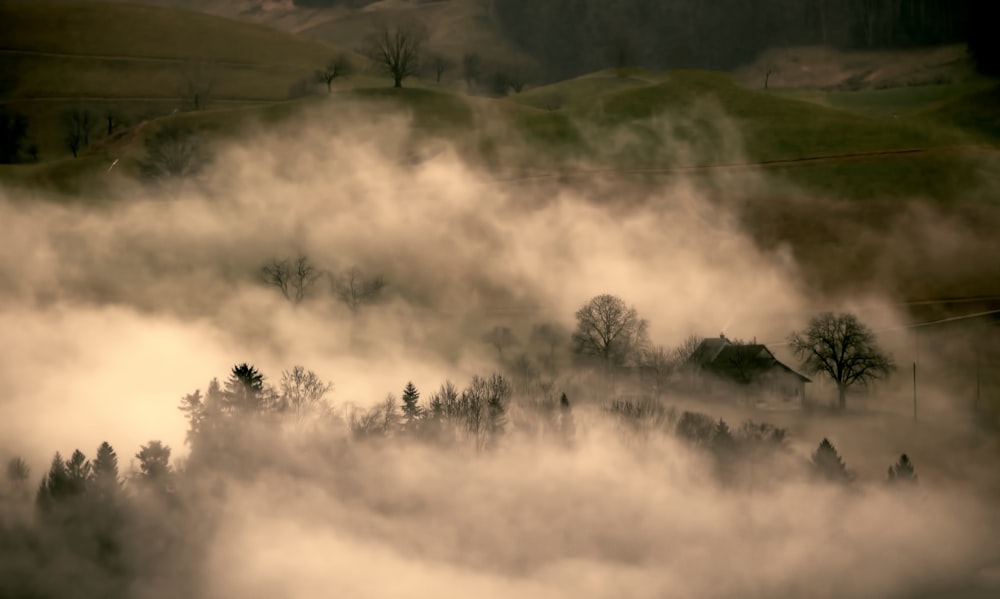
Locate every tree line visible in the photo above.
<box><xmin>0</xmin><ymin>349</ymin><xmax>918</xmax><ymax>596</ymax></box>
<box><xmin>492</xmin><ymin>0</ymin><xmax>990</xmax><ymax>80</ymax></box>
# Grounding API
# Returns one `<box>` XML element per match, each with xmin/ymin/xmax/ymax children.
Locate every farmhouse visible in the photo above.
<box><xmin>687</xmin><ymin>334</ymin><xmax>811</xmax><ymax>402</ymax></box>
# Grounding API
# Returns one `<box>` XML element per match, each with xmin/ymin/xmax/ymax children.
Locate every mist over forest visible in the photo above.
<box><xmin>1</xmin><ymin>0</ymin><xmax>1000</xmax><ymax>598</ymax></box>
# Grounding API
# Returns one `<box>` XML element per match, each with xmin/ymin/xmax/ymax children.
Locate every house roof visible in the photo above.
<box><xmin>689</xmin><ymin>335</ymin><xmax>811</xmax><ymax>383</ymax></box>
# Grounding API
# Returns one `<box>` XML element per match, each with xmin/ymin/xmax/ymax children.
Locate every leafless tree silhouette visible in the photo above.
<box><xmin>572</xmin><ymin>294</ymin><xmax>649</xmax><ymax>366</ymax></box>
<box><xmin>364</xmin><ymin>25</ymin><xmax>426</xmax><ymax>88</ymax></box>
<box><xmin>789</xmin><ymin>312</ymin><xmax>894</xmax><ymax>410</ymax></box>
<box><xmin>332</xmin><ymin>267</ymin><xmax>385</xmax><ymax>312</ymax></box>
<box><xmin>261</xmin><ymin>255</ymin><xmax>323</xmax><ymax>304</ymax></box>
<box><xmin>315</xmin><ymin>55</ymin><xmax>354</xmax><ymax>93</ymax></box>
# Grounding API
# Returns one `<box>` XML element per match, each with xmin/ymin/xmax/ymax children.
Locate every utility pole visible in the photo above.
<box><xmin>975</xmin><ymin>345</ymin><xmax>981</xmax><ymax>412</ymax></box>
<box><xmin>912</xmin><ymin>327</ymin><xmax>918</xmax><ymax>422</ymax></box>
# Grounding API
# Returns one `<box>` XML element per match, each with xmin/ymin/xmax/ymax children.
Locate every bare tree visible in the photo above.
<box><xmin>332</xmin><ymin>266</ymin><xmax>385</xmax><ymax>312</ymax></box>
<box><xmin>181</xmin><ymin>59</ymin><xmax>217</xmax><ymax>110</ymax></box>
<box><xmin>63</xmin><ymin>108</ymin><xmax>94</xmax><ymax>158</ymax></box>
<box><xmin>462</xmin><ymin>52</ymin><xmax>481</xmax><ymax>91</ymax></box>
<box><xmin>429</xmin><ymin>53</ymin><xmax>453</xmax><ymax>83</ymax></box>
<box><xmin>315</xmin><ymin>55</ymin><xmax>353</xmax><ymax>93</ymax></box>
<box><xmin>364</xmin><ymin>25</ymin><xmax>426</xmax><ymax>88</ymax></box>
<box><xmin>261</xmin><ymin>254</ymin><xmax>323</xmax><ymax>304</ymax></box>
<box><xmin>789</xmin><ymin>312</ymin><xmax>895</xmax><ymax>410</ymax></box>
<box><xmin>279</xmin><ymin>366</ymin><xmax>333</xmax><ymax>419</ymax></box>
<box><xmin>139</xmin><ymin>124</ymin><xmax>206</xmax><ymax>180</ymax></box>
<box><xmin>104</xmin><ymin>108</ymin><xmax>124</xmax><ymax>137</ymax></box>
<box><xmin>482</xmin><ymin>325</ymin><xmax>519</xmax><ymax>361</ymax></box>
<box><xmin>571</xmin><ymin>294</ymin><xmax>649</xmax><ymax>367</ymax></box>
<box><xmin>673</xmin><ymin>334</ymin><xmax>702</xmax><ymax>364</ymax></box>
<box><xmin>638</xmin><ymin>345</ymin><xmax>673</xmax><ymax>398</ymax></box>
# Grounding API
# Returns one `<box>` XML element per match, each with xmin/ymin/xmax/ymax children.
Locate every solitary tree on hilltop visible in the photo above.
<box><xmin>365</xmin><ymin>25</ymin><xmax>426</xmax><ymax>88</ymax></box>
<box><xmin>789</xmin><ymin>312</ymin><xmax>894</xmax><ymax>410</ymax></box>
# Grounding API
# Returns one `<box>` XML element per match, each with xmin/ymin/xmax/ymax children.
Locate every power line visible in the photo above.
<box><xmin>764</xmin><ymin>308</ymin><xmax>1000</xmax><ymax>348</ymax></box>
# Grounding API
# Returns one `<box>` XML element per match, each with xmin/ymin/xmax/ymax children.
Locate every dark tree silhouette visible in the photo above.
<box><xmin>811</xmin><ymin>438</ymin><xmax>853</xmax><ymax>484</ymax></box>
<box><xmin>482</xmin><ymin>326</ymin><xmax>519</xmax><ymax>361</ymax></box>
<box><xmin>429</xmin><ymin>54</ymin><xmax>453</xmax><ymax>83</ymax></box>
<box><xmin>223</xmin><ymin>363</ymin><xmax>269</xmax><ymax>414</ymax></box>
<box><xmin>332</xmin><ymin>267</ymin><xmax>385</xmax><ymax>313</ymax></box>
<box><xmin>572</xmin><ymin>294</ymin><xmax>649</xmax><ymax>367</ymax></box>
<box><xmin>90</xmin><ymin>442</ymin><xmax>120</xmax><ymax>495</ymax></box>
<box><xmin>462</xmin><ymin>52</ymin><xmax>482</xmax><ymax>91</ymax></box>
<box><xmin>676</xmin><ymin>411</ymin><xmax>716</xmax><ymax>446</ymax></box>
<box><xmin>460</xmin><ymin>374</ymin><xmax>511</xmax><ymax>451</ymax></box>
<box><xmin>672</xmin><ymin>334</ymin><xmax>702</xmax><ymax>364</ymax></box>
<box><xmin>789</xmin><ymin>312</ymin><xmax>894</xmax><ymax>410</ymax></box>
<box><xmin>279</xmin><ymin>366</ymin><xmax>333</xmax><ymax>418</ymax></box>
<box><xmin>36</xmin><ymin>452</ymin><xmax>80</xmax><ymax>511</ymax></box>
<box><xmin>0</xmin><ymin>109</ymin><xmax>30</xmax><ymax>164</ymax></box>
<box><xmin>261</xmin><ymin>254</ymin><xmax>323</xmax><ymax>304</ymax></box>
<box><xmin>887</xmin><ymin>453</ymin><xmax>918</xmax><ymax>484</ymax></box>
<box><xmin>65</xmin><ymin>450</ymin><xmax>92</xmax><ymax>492</ymax></box>
<box><xmin>365</xmin><ymin>25</ymin><xmax>426</xmax><ymax>88</ymax></box>
<box><xmin>638</xmin><ymin>345</ymin><xmax>673</xmax><ymax>398</ymax></box>
<box><xmin>63</xmin><ymin>109</ymin><xmax>94</xmax><ymax>158</ymax></box>
<box><xmin>103</xmin><ymin>109</ymin><xmax>124</xmax><ymax>137</ymax></box>
<box><xmin>315</xmin><ymin>55</ymin><xmax>353</xmax><ymax>93</ymax></box>
<box><xmin>5</xmin><ymin>456</ymin><xmax>30</xmax><ymax>486</ymax></box>
<box><xmin>401</xmin><ymin>381</ymin><xmax>422</xmax><ymax>427</ymax></box>
<box><xmin>559</xmin><ymin>393</ymin><xmax>575</xmax><ymax>445</ymax></box>
<box><xmin>180</xmin><ymin>59</ymin><xmax>217</xmax><ymax>110</ymax></box>
<box><xmin>135</xmin><ymin>441</ymin><xmax>172</xmax><ymax>483</ymax></box>
<box><xmin>139</xmin><ymin>125</ymin><xmax>206</xmax><ymax>180</ymax></box>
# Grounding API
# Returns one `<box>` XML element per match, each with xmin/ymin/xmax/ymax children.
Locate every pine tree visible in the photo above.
<box><xmin>224</xmin><ymin>363</ymin><xmax>267</xmax><ymax>414</ymax></box>
<box><xmin>5</xmin><ymin>456</ymin><xmax>30</xmax><ymax>486</ymax></box>
<box><xmin>712</xmin><ymin>419</ymin><xmax>735</xmax><ymax>450</ymax></box>
<box><xmin>65</xmin><ymin>449</ymin><xmax>92</xmax><ymax>495</ymax></box>
<box><xmin>887</xmin><ymin>453</ymin><xmax>917</xmax><ymax>484</ymax></box>
<box><xmin>811</xmin><ymin>438</ymin><xmax>853</xmax><ymax>484</ymax></box>
<box><xmin>36</xmin><ymin>452</ymin><xmax>71</xmax><ymax>511</ymax></box>
<box><xmin>135</xmin><ymin>441</ymin><xmax>172</xmax><ymax>485</ymax></box>
<box><xmin>401</xmin><ymin>382</ymin><xmax>423</xmax><ymax>427</ymax></box>
<box><xmin>91</xmin><ymin>442</ymin><xmax>120</xmax><ymax>491</ymax></box>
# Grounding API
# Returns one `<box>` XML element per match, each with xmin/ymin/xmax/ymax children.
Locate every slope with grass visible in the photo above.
<box><xmin>0</xmin><ymin>0</ymin><xmax>357</xmax><ymax>158</ymax></box>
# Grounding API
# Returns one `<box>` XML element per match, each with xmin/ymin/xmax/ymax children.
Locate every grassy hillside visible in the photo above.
<box><xmin>0</xmin><ymin>0</ymin><xmax>355</xmax><ymax>158</ymax></box>
<box><xmin>0</xmin><ymin>1</ymin><xmax>343</xmax><ymax>64</ymax></box>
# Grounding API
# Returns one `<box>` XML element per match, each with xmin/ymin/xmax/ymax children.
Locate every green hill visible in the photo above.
<box><xmin>0</xmin><ymin>0</ymin><xmax>355</xmax><ymax>158</ymax></box>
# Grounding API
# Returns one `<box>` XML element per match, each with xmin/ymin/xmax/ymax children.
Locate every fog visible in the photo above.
<box><xmin>2</xmin><ymin>99</ymin><xmax>999</xmax><ymax>598</ymax></box>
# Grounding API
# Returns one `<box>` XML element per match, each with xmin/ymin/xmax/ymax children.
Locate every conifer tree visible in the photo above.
<box><xmin>91</xmin><ymin>442</ymin><xmax>120</xmax><ymax>492</ymax></box>
<box><xmin>5</xmin><ymin>456</ymin><xmax>30</xmax><ymax>486</ymax></box>
<box><xmin>811</xmin><ymin>438</ymin><xmax>853</xmax><ymax>484</ymax></box>
<box><xmin>887</xmin><ymin>453</ymin><xmax>917</xmax><ymax>484</ymax></box>
<box><xmin>65</xmin><ymin>450</ymin><xmax>92</xmax><ymax>496</ymax></box>
<box><xmin>401</xmin><ymin>382</ymin><xmax>423</xmax><ymax>426</ymax></box>
<box><xmin>224</xmin><ymin>363</ymin><xmax>267</xmax><ymax>414</ymax></box>
<box><xmin>135</xmin><ymin>441</ymin><xmax>172</xmax><ymax>485</ymax></box>
<box><xmin>36</xmin><ymin>452</ymin><xmax>71</xmax><ymax>511</ymax></box>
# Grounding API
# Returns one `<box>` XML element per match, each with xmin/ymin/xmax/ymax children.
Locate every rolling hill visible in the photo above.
<box><xmin>0</xmin><ymin>0</ymin><xmax>356</xmax><ymax>158</ymax></box>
